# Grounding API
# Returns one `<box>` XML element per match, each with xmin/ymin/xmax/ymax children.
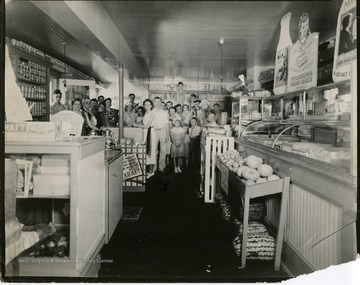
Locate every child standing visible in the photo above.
<box><xmin>170</xmin><ymin>119</ymin><xmax>186</xmax><ymax>173</ymax></box>
<box><xmin>166</xmin><ymin>119</ymin><xmax>173</xmax><ymax>166</ymax></box>
<box><xmin>188</xmin><ymin>117</ymin><xmax>202</xmax><ymax>170</ymax></box>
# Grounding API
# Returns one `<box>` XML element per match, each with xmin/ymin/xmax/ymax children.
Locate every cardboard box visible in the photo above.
<box><xmin>5</xmin><ymin>122</ymin><xmax>62</xmax><ymax>141</ymax></box>
<box><xmin>41</xmin><ymin>155</ymin><xmax>70</xmax><ymax>175</ymax></box>
<box><xmin>33</xmin><ymin>174</ymin><xmax>70</xmax><ymax>197</ymax></box>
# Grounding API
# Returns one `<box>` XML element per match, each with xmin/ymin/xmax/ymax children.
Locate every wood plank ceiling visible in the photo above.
<box><xmin>5</xmin><ymin>0</ymin><xmax>342</xmax><ymax>85</ymax></box>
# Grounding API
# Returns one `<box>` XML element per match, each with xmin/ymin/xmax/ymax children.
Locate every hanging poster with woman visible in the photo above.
<box><xmin>332</xmin><ymin>0</ymin><xmax>357</xmax><ymax>82</ymax></box>
<box><xmin>287</xmin><ymin>13</ymin><xmax>319</xmax><ymax>92</ymax></box>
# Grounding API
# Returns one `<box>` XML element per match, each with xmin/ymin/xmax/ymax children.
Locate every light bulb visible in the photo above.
<box><xmin>219</xmin><ymin>38</ymin><xmax>224</xmax><ymax>45</ymax></box>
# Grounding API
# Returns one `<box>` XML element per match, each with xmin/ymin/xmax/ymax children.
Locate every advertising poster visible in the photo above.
<box><xmin>288</xmin><ymin>13</ymin><xmax>319</xmax><ymax>92</ymax></box>
<box><xmin>123</xmin><ymin>153</ymin><xmax>143</xmax><ymax>180</ymax></box>
<box><xmin>274</xmin><ymin>47</ymin><xmax>289</xmax><ymax>89</ymax></box>
<box><xmin>332</xmin><ymin>0</ymin><xmax>357</xmax><ymax>82</ymax></box>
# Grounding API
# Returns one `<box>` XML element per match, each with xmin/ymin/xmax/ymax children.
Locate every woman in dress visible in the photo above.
<box><xmin>133</xmin><ymin>99</ymin><xmax>157</xmax><ymax>178</ymax></box>
<box><xmin>170</xmin><ymin>119</ymin><xmax>186</xmax><ymax>173</ymax></box>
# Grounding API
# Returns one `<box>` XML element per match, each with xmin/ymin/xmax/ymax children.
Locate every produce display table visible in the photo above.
<box><xmin>216</xmin><ymin>157</ymin><xmax>290</xmax><ymax>270</ymax></box>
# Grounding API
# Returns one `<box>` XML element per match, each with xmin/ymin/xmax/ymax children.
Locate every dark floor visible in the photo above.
<box><xmin>98</xmin><ymin>166</ymin><xmax>291</xmax><ymax>282</ymax></box>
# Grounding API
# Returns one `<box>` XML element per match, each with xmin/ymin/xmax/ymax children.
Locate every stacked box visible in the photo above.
<box><xmin>33</xmin><ymin>154</ymin><xmax>70</xmax><ymax>197</ymax></box>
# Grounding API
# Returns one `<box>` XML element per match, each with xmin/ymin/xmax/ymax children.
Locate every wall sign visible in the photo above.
<box><xmin>288</xmin><ymin>13</ymin><xmax>319</xmax><ymax>92</ymax></box>
<box><xmin>333</xmin><ymin>0</ymin><xmax>357</xmax><ymax>82</ymax></box>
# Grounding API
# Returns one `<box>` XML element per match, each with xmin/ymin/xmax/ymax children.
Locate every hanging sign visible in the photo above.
<box><xmin>273</xmin><ymin>12</ymin><xmax>292</xmax><ymax>95</ymax></box>
<box><xmin>332</xmin><ymin>0</ymin><xmax>357</xmax><ymax>82</ymax></box>
<box><xmin>4</xmin><ymin>44</ymin><xmax>33</xmax><ymax>122</ymax></box>
<box><xmin>123</xmin><ymin>153</ymin><xmax>143</xmax><ymax>180</ymax></box>
<box><xmin>288</xmin><ymin>13</ymin><xmax>319</xmax><ymax>92</ymax></box>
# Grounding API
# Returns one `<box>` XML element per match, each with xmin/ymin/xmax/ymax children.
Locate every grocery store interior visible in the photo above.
<box><xmin>2</xmin><ymin>0</ymin><xmax>358</xmax><ymax>282</ymax></box>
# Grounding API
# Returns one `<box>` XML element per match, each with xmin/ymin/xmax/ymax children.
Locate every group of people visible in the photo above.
<box><xmin>131</xmin><ymin>93</ymin><xmax>226</xmax><ymax>178</ymax></box>
<box><xmin>50</xmin><ymin>89</ymin><xmax>119</xmax><ymax>135</ymax></box>
<box><xmin>50</xmin><ymin>87</ymin><xmax>226</xmax><ymax>178</ymax></box>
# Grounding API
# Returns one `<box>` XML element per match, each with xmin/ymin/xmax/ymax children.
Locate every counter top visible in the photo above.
<box><xmin>5</xmin><ymin>136</ymin><xmax>105</xmax><ymax>147</ymax></box>
<box><xmin>104</xmin><ymin>149</ymin><xmax>123</xmax><ymax>164</ymax></box>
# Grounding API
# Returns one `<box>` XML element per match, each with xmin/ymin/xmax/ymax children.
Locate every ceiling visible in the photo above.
<box><xmin>5</xmin><ymin>0</ymin><xmax>342</xmax><ymax>85</ymax></box>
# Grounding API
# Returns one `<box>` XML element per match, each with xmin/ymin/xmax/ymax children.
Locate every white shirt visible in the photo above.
<box><xmin>152</xmin><ymin>108</ymin><xmax>169</xmax><ymax>129</ymax></box>
<box><xmin>143</xmin><ymin>110</ymin><xmax>155</xmax><ymax>127</ymax></box>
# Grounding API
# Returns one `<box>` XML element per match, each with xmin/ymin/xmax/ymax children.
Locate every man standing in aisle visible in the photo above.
<box><xmin>152</xmin><ymin>97</ymin><xmax>169</xmax><ymax>172</ymax></box>
<box><xmin>175</xmin><ymin>81</ymin><xmax>186</xmax><ymax>105</ymax></box>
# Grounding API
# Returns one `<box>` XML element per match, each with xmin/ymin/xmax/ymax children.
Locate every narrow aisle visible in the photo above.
<box><xmin>99</xmin><ymin>167</ymin><xmax>290</xmax><ymax>282</ymax></box>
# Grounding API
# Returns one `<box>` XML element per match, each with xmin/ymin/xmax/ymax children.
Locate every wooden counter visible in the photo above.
<box><xmin>235</xmin><ymin>138</ymin><xmax>357</xmax><ymax>276</ymax></box>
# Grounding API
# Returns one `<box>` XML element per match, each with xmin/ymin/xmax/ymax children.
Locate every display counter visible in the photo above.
<box><xmin>5</xmin><ymin>137</ymin><xmax>106</xmax><ymax>277</ymax></box>
<box><xmin>235</xmin><ymin>137</ymin><xmax>357</xmax><ymax>275</ymax></box>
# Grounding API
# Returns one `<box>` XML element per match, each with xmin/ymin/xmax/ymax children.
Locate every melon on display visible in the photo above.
<box><xmin>242</xmin><ymin>168</ymin><xmax>260</xmax><ymax>181</ymax></box>
<box><xmin>256</xmin><ymin>177</ymin><xmax>267</xmax><ymax>184</ymax></box>
<box><xmin>267</xmin><ymin>174</ymin><xmax>280</xmax><ymax>181</ymax></box>
<box><xmin>257</xmin><ymin>164</ymin><xmax>273</xmax><ymax>177</ymax></box>
<box><xmin>236</xmin><ymin>166</ymin><xmax>250</xmax><ymax>177</ymax></box>
<box><xmin>246</xmin><ymin>155</ymin><xmax>263</xmax><ymax>169</ymax></box>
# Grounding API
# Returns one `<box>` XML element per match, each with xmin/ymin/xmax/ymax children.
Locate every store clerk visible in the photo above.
<box><xmin>152</xmin><ymin>97</ymin><xmax>169</xmax><ymax>172</ymax></box>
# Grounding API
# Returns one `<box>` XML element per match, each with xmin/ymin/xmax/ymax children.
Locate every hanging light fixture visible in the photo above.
<box><xmin>219</xmin><ymin>38</ymin><xmax>224</xmax><ymax>95</ymax></box>
<box><xmin>62</xmin><ymin>41</ymin><xmax>67</xmax><ymax>91</ymax></box>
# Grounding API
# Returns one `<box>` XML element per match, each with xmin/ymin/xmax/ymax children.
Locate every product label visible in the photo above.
<box><xmin>288</xmin><ymin>33</ymin><xmax>319</xmax><ymax>92</ymax></box>
<box><xmin>123</xmin><ymin>153</ymin><xmax>143</xmax><ymax>180</ymax></box>
<box><xmin>274</xmin><ymin>47</ymin><xmax>289</xmax><ymax>89</ymax></box>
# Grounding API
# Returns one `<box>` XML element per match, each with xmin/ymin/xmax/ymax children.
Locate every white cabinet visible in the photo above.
<box><xmin>104</xmin><ymin>150</ymin><xmax>123</xmax><ymax>243</ymax></box>
<box><xmin>5</xmin><ymin>137</ymin><xmax>106</xmax><ymax>277</ymax></box>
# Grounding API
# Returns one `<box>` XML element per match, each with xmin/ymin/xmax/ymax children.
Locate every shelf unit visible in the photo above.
<box><xmin>7</xmin><ymin>39</ymin><xmax>52</xmax><ymax>121</ymax></box>
<box><xmin>5</xmin><ymin>137</ymin><xmax>106</xmax><ymax>277</ymax></box>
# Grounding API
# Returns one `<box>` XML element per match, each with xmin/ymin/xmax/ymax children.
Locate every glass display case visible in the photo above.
<box><xmin>241</xmin><ymin>120</ymin><xmax>351</xmax><ymax>170</ymax></box>
<box><xmin>230</xmin><ymin>94</ymin><xmax>264</xmax><ymax>136</ymax></box>
<box><xmin>262</xmin><ymin>81</ymin><xmax>351</xmax><ymax>122</ymax></box>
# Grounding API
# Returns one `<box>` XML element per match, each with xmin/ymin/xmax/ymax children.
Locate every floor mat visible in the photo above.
<box><xmin>121</xmin><ymin>206</ymin><xmax>143</xmax><ymax>221</ymax></box>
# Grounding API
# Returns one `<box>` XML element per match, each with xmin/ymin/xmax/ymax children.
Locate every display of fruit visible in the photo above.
<box><xmin>257</xmin><ymin>164</ymin><xmax>273</xmax><ymax>177</ymax></box>
<box><xmin>219</xmin><ymin>151</ymin><xmax>282</xmax><ymax>185</ymax></box>
<box><xmin>267</xmin><ymin>174</ymin><xmax>281</xmax><ymax>181</ymax></box>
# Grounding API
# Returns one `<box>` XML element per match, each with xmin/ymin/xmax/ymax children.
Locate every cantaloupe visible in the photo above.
<box><xmin>267</xmin><ymin>174</ymin><xmax>280</xmax><ymax>181</ymax></box>
<box><xmin>257</xmin><ymin>164</ymin><xmax>273</xmax><ymax>177</ymax></box>
<box><xmin>246</xmin><ymin>155</ymin><xmax>262</xmax><ymax>169</ymax></box>
<box><xmin>236</xmin><ymin>166</ymin><xmax>250</xmax><ymax>177</ymax></box>
<box><xmin>256</xmin><ymin>177</ymin><xmax>267</xmax><ymax>184</ymax></box>
<box><xmin>242</xmin><ymin>168</ymin><xmax>260</xmax><ymax>181</ymax></box>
